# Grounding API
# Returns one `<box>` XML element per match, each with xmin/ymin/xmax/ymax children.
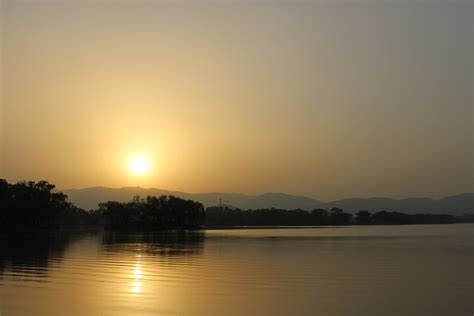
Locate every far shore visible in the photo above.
<box><xmin>4</xmin><ymin>222</ymin><xmax>474</xmax><ymax>235</ymax></box>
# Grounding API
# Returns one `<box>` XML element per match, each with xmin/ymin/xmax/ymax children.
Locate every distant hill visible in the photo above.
<box><xmin>62</xmin><ymin>187</ymin><xmax>474</xmax><ymax>215</ymax></box>
<box><xmin>62</xmin><ymin>187</ymin><xmax>325</xmax><ymax>211</ymax></box>
<box><xmin>324</xmin><ymin>194</ymin><xmax>474</xmax><ymax>214</ymax></box>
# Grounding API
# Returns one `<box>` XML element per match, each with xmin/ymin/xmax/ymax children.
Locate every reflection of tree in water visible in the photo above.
<box><xmin>0</xmin><ymin>232</ymin><xmax>88</xmax><ymax>280</ymax></box>
<box><xmin>101</xmin><ymin>230</ymin><xmax>205</xmax><ymax>257</ymax></box>
<box><xmin>0</xmin><ymin>230</ymin><xmax>205</xmax><ymax>282</ymax></box>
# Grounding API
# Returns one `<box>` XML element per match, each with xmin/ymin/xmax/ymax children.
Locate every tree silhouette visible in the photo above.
<box><xmin>96</xmin><ymin>195</ymin><xmax>205</xmax><ymax>229</ymax></box>
<box><xmin>0</xmin><ymin>179</ymin><xmax>91</xmax><ymax>228</ymax></box>
<box><xmin>356</xmin><ymin>210</ymin><xmax>372</xmax><ymax>225</ymax></box>
<box><xmin>311</xmin><ymin>208</ymin><xmax>329</xmax><ymax>225</ymax></box>
<box><xmin>1</xmin><ymin>179</ymin><xmax>463</xmax><ymax>229</ymax></box>
<box><xmin>329</xmin><ymin>207</ymin><xmax>352</xmax><ymax>225</ymax></box>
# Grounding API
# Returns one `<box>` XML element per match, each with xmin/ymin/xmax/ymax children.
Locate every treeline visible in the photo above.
<box><xmin>205</xmin><ymin>207</ymin><xmax>459</xmax><ymax>226</ymax></box>
<box><xmin>354</xmin><ymin>210</ymin><xmax>456</xmax><ymax>225</ymax></box>
<box><xmin>1</xmin><ymin>179</ymin><xmax>473</xmax><ymax>230</ymax></box>
<box><xmin>0</xmin><ymin>179</ymin><xmax>94</xmax><ymax>229</ymax></box>
<box><xmin>95</xmin><ymin>196</ymin><xmax>205</xmax><ymax>229</ymax></box>
<box><xmin>0</xmin><ymin>179</ymin><xmax>205</xmax><ymax>229</ymax></box>
<box><xmin>205</xmin><ymin>207</ymin><xmax>352</xmax><ymax>226</ymax></box>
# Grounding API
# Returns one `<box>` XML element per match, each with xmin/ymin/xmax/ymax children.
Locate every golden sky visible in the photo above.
<box><xmin>1</xmin><ymin>0</ymin><xmax>472</xmax><ymax>200</ymax></box>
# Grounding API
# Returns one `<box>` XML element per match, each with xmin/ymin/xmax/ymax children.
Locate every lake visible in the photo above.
<box><xmin>1</xmin><ymin>224</ymin><xmax>473</xmax><ymax>316</ymax></box>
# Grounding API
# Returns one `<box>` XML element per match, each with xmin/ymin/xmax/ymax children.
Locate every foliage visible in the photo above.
<box><xmin>0</xmin><ymin>179</ymin><xmax>92</xmax><ymax>228</ymax></box>
<box><xmin>357</xmin><ymin>210</ymin><xmax>455</xmax><ymax>225</ymax></box>
<box><xmin>1</xmin><ymin>179</ymin><xmax>468</xmax><ymax>229</ymax></box>
<box><xmin>95</xmin><ymin>195</ymin><xmax>205</xmax><ymax>229</ymax></box>
<box><xmin>205</xmin><ymin>206</ymin><xmax>352</xmax><ymax>226</ymax></box>
<box><xmin>205</xmin><ymin>206</ymin><xmax>461</xmax><ymax>226</ymax></box>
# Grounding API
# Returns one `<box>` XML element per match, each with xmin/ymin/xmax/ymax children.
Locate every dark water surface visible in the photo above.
<box><xmin>1</xmin><ymin>225</ymin><xmax>473</xmax><ymax>316</ymax></box>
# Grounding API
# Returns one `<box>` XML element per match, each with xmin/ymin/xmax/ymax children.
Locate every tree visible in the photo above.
<box><xmin>311</xmin><ymin>208</ymin><xmax>329</xmax><ymax>225</ymax></box>
<box><xmin>0</xmin><ymin>179</ymin><xmax>91</xmax><ymax>228</ymax></box>
<box><xmin>356</xmin><ymin>210</ymin><xmax>372</xmax><ymax>224</ymax></box>
<box><xmin>97</xmin><ymin>195</ymin><xmax>205</xmax><ymax>229</ymax></box>
<box><xmin>329</xmin><ymin>207</ymin><xmax>352</xmax><ymax>225</ymax></box>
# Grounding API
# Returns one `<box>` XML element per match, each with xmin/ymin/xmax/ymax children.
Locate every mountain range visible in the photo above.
<box><xmin>62</xmin><ymin>187</ymin><xmax>474</xmax><ymax>215</ymax></box>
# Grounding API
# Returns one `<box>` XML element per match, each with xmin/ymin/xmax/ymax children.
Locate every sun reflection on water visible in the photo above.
<box><xmin>131</xmin><ymin>262</ymin><xmax>142</xmax><ymax>295</ymax></box>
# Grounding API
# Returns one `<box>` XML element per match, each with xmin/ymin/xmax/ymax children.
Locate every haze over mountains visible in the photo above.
<box><xmin>62</xmin><ymin>187</ymin><xmax>474</xmax><ymax>215</ymax></box>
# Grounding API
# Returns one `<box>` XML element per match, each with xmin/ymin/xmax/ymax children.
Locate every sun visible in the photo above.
<box><xmin>129</xmin><ymin>156</ymin><xmax>151</xmax><ymax>176</ymax></box>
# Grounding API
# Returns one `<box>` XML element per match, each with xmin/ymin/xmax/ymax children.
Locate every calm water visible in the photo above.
<box><xmin>1</xmin><ymin>225</ymin><xmax>473</xmax><ymax>316</ymax></box>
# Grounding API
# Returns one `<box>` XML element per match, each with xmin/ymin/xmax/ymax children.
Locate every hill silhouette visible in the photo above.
<box><xmin>2</xmin><ymin>179</ymin><xmax>471</xmax><ymax>228</ymax></box>
<box><xmin>63</xmin><ymin>187</ymin><xmax>473</xmax><ymax>215</ymax></box>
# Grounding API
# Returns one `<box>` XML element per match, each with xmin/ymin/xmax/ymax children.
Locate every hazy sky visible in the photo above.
<box><xmin>1</xmin><ymin>0</ymin><xmax>472</xmax><ymax>200</ymax></box>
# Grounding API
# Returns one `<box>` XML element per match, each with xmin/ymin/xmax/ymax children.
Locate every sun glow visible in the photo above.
<box><xmin>129</xmin><ymin>156</ymin><xmax>151</xmax><ymax>176</ymax></box>
<box><xmin>131</xmin><ymin>263</ymin><xmax>142</xmax><ymax>295</ymax></box>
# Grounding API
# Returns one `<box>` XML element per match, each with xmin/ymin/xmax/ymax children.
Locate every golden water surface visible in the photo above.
<box><xmin>1</xmin><ymin>225</ymin><xmax>473</xmax><ymax>316</ymax></box>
